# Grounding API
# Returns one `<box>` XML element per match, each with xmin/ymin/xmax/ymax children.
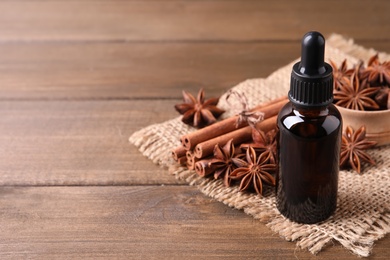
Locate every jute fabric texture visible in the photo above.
<box><xmin>129</xmin><ymin>34</ymin><xmax>390</xmax><ymax>257</ymax></box>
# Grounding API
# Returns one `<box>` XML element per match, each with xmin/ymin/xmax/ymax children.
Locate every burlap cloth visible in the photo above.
<box><xmin>129</xmin><ymin>34</ymin><xmax>390</xmax><ymax>257</ymax></box>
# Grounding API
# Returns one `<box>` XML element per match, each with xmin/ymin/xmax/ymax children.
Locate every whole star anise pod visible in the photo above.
<box><xmin>175</xmin><ymin>88</ymin><xmax>225</xmax><ymax>127</ymax></box>
<box><xmin>340</xmin><ymin>125</ymin><xmax>377</xmax><ymax>174</ymax></box>
<box><xmin>208</xmin><ymin>139</ymin><xmax>244</xmax><ymax>187</ymax></box>
<box><xmin>361</xmin><ymin>54</ymin><xmax>390</xmax><ymax>86</ymax></box>
<box><xmin>230</xmin><ymin>146</ymin><xmax>276</xmax><ymax>195</ymax></box>
<box><xmin>330</xmin><ymin>59</ymin><xmax>354</xmax><ymax>89</ymax></box>
<box><xmin>240</xmin><ymin>129</ymin><xmax>277</xmax><ymax>164</ymax></box>
<box><xmin>334</xmin><ymin>69</ymin><xmax>380</xmax><ymax>111</ymax></box>
<box><xmin>374</xmin><ymin>86</ymin><xmax>390</xmax><ymax>109</ymax></box>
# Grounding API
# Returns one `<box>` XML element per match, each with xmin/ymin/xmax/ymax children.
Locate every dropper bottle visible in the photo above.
<box><xmin>276</xmin><ymin>31</ymin><xmax>342</xmax><ymax>224</ymax></box>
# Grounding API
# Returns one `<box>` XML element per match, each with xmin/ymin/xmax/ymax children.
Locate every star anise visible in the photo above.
<box><xmin>374</xmin><ymin>87</ymin><xmax>390</xmax><ymax>109</ymax></box>
<box><xmin>334</xmin><ymin>69</ymin><xmax>380</xmax><ymax>111</ymax></box>
<box><xmin>340</xmin><ymin>125</ymin><xmax>377</xmax><ymax>174</ymax></box>
<box><xmin>230</xmin><ymin>146</ymin><xmax>276</xmax><ymax>195</ymax></box>
<box><xmin>175</xmin><ymin>88</ymin><xmax>225</xmax><ymax>127</ymax></box>
<box><xmin>361</xmin><ymin>54</ymin><xmax>390</xmax><ymax>86</ymax></box>
<box><xmin>240</xmin><ymin>129</ymin><xmax>277</xmax><ymax>164</ymax></box>
<box><xmin>208</xmin><ymin>139</ymin><xmax>243</xmax><ymax>187</ymax></box>
<box><xmin>330</xmin><ymin>59</ymin><xmax>354</xmax><ymax>89</ymax></box>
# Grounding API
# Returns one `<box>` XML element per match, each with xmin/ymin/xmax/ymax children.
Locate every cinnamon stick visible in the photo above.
<box><xmin>180</xmin><ymin>96</ymin><xmax>287</xmax><ymax>150</ymax></box>
<box><xmin>171</xmin><ymin>146</ymin><xmax>187</xmax><ymax>161</ymax></box>
<box><xmin>177</xmin><ymin>156</ymin><xmax>187</xmax><ymax>165</ymax></box>
<box><xmin>194</xmin><ymin>115</ymin><xmax>277</xmax><ymax>159</ymax></box>
<box><xmin>195</xmin><ymin>159</ymin><xmax>215</xmax><ymax>177</ymax></box>
<box><xmin>186</xmin><ymin>151</ymin><xmax>198</xmax><ymax>170</ymax></box>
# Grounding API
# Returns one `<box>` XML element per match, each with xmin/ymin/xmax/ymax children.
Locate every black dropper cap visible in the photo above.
<box><xmin>289</xmin><ymin>31</ymin><xmax>333</xmax><ymax>107</ymax></box>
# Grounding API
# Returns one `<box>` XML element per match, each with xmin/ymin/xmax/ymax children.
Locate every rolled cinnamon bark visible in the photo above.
<box><xmin>194</xmin><ymin>115</ymin><xmax>277</xmax><ymax>159</ymax></box>
<box><xmin>186</xmin><ymin>151</ymin><xmax>199</xmax><ymax>170</ymax></box>
<box><xmin>180</xmin><ymin>96</ymin><xmax>287</xmax><ymax>150</ymax></box>
<box><xmin>177</xmin><ymin>156</ymin><xmax>187</xmax><ymax>165</ymax></box>
<box><xmin>171</xmin><ymin>146</ymin><xmax>187</xmax><ymax>161</ymax></box>
<box><xmin>195</xmin><ymin>159</ymin><xmax>215</xmax><ymax>177</ymax></box>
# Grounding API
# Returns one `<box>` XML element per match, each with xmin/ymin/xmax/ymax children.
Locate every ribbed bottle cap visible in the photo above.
<box><xmin>289</xmin><ymin>31</ymin><xmax>333</xmax><ymax>107</ymax></box>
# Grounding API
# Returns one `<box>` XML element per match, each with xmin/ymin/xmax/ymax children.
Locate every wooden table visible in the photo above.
<box><xmin>1</xmin><ymin>1</ymin><xmax>389</xmax><ymax>259</ymax></box>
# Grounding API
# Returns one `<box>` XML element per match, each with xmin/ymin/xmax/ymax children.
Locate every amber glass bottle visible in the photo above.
<box><xmin>276</xmin><ymin>31</ymin><xmax>342</xmax><ymax>224</ymax></box>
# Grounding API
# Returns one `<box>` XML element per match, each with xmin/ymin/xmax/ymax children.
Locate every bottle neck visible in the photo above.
<box><xmin>291</xmin><ymin>103</ymin><xmax>329</xmax><ymax>117</ymax></box>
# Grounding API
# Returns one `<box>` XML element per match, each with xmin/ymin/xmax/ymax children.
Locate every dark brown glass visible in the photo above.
<box><xmin>276</xmin><ymin>102</ymin><xmax>342</xmax><ymax>224</ymax></box>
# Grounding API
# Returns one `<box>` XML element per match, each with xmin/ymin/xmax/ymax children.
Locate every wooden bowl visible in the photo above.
<box><xmin>336</xmin><ymin>105</ymin><xmax>390</xmax><ymax>146</ymax></box>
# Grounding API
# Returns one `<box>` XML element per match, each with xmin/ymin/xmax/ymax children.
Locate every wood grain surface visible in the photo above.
<box><xmin>0</xmin><ymin>0</ymin><xmax>389</xmax><ymax>259</ymax></box>
<box><xmin>0</xmin><ymin>1</ymin><xmax>389</xmax><ymax>42</ymax></box>
<box><xmin>1</xmin><ymin>186</ymin><xmax>389</xmax><ymax>259</ymax></box>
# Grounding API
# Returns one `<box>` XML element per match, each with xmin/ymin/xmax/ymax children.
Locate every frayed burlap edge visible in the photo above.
<box><xmin>129</xmin><ymin>34</ymin><xmax>390</xmax><ymax>257</ymax></box>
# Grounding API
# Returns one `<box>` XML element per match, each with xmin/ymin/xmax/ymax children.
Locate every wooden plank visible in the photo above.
<box><xmin>0</xmin><ymin>42</ymin><xmax>299</xmax><ymax>99</ymax></box>
<box><xmin>1</xmin><ymin>41</ymin><xmax>389</xmax><ymax>100</ymax></box>
<box><xmin>0</xmin><ymin>2</ymin><xmax>388</xmax><ymax>259</ymax></box>
<box><xmin>0</xmin><ymin>100</ymin><xmax>184</xmax><ymax>185</ymax></box>
<box><xmin>0</xmin><ymin>186</ymin><xmax>388</xmax><ymax>259</ymax></box>
<box><xmin>0</xmin><ymin>1</ymin><xmax>388</xmax><ymax>42</ymax></box>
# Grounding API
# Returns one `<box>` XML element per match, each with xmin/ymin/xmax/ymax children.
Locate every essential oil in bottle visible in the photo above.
<box><xmin>276</xmin><ymin>31</ymin><xmax>342</xmax><ymax>224</ymax></box>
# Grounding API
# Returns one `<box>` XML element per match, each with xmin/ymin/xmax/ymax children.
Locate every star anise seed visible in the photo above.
<box><xmin>230</xmin><ymin>146</ymin><xmax>276</xmax><ymax>195</ymax></box>
<box><xmin>208</xmin><ymin>139</ymin><xmax>244</xmax><ymax>187</ymax></box>
<box><xmin>175</xmin><ymin>88</ymin><xmax>225</xmax><ymax>127</ymax></box>
<box><xmin>240</xmin><ymin>129</ymin><xmax>277</xmax><ymax>164</ymax></box>
<box><xmin>361</xmin><ymin>54</ymin><xmax>390</xmax><ymax>86</ymax></box>
<box><xmin>340</xmin><ymin>125</ymin><xmax>377</xmax><ymax>174</ymax></box>
<box><xmin>330</xmin><ymin>59</ymin><xmax>354</xmax><ymax>90</ymax></box>
<box><xmin>334</xmin><ymin>69</ymin><xmax>380</xmax><ymax>111</ymax></box>
<box><xmin>374</xmin><ymin>87</ymin><xmax>390</xmax><ymax>109</ymax></box>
